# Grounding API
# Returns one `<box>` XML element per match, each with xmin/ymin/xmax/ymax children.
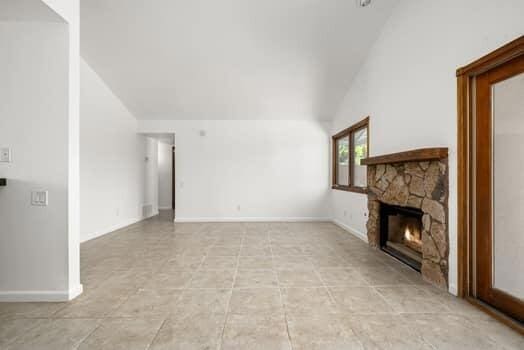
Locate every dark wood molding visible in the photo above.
<box><xmin>457</xmin><ymin>35</ymin><xmax>524</xmax><ymax>327</ymax></box>
<box><xmin>361</xmin><ymin>148</ymin><xmax>448</xmax><ymax>166</ymax></box>
<box><xmin>456</xmin><ymin>36</ymin><xmax>524</xmax><ymax>77</ymax></box>
<box><xmin>331</xmin><ymin>185</ymin><xmax>368</xmax><ymax>194</ymax></box>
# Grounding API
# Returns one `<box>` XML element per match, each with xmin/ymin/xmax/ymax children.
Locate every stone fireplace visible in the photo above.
<box><xmin>362</xmin><ymin>148</ymin><xmax>449</xmax><ymax>289</ymax></box>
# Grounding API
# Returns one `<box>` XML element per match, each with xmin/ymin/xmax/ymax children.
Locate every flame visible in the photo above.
<box><xmin>404</xmin><ymin>226</ymin><xmax>420</xmax><ymax>243</ymax></box>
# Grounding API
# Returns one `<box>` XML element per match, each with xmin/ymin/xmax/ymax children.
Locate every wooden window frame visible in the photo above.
<box><xmin>331</xmin><ymin>116</ymin><xmax>369</xmax><ymax>194</ymax></box>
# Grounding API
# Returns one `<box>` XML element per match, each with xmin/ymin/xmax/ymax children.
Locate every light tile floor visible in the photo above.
<box><xmin>1</xmin><ymin>214</ymin><xmax>522</xmax><ymax>349</ymax></box>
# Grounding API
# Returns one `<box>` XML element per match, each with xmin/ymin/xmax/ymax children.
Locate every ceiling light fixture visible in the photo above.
<box><xmin>358</xmin><ymin>0</ymin><xmax>371</xmax><ymax>7</ymax></box>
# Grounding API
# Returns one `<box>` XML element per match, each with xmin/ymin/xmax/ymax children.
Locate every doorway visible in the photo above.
<box><xmin>457</xmin><ymin>36</ymin><xmax>524</xmax><ymax>331</ymax></box>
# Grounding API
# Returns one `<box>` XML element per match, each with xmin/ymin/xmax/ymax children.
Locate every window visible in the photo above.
<box><xmin>332</xmin><ymin>117</ymin><xmax>369</xmax><ymax>193</ymax></box>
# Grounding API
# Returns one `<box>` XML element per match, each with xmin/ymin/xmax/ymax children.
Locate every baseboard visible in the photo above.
<box><xmin>158</xmin><ymin>206</ymin><xmax>172</xmax><ymax>210</ymax></box>
<box><xmin>0</xmin><ymin>284</ymin><xmax>83</xmax><ymax>302</ymax></box>
<box><xmin>331</xmin><ymin>219</ymin><xmax>368</xmax><ymax>243</ymax></box>
<box><xmin>448</xmin><ymin>282</ymin><xmax>458</xmax><ymax>296</ymax></box>
<box><xmin>81</xmin><ymin>217</ymin><xmax>143</xmax><ymax>243</ymax></box>
<box><xmin>174</xmin><ymin>217</ymin><xmax>332</xmax><ymax>223</ymax></box>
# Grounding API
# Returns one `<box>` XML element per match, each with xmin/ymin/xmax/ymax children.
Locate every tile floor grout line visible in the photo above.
<box><xmin>271</xmin><ymin>230</ymin><xmax>295</xmax><ymax>350</ymax></box>
<box><xmin>217</xmin><ymin>228</ymin><xmax>243</xmax><ymax>350</ymax></box>
<box><xmin>145</xmin><ymin>317</ymin><xmax>168</xmax><ymax>350</ymax></box>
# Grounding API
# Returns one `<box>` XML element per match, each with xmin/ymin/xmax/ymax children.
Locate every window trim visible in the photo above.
<box><xmin>332</xmin><ymin>116</ymin><xmax>369</xmax><ymax>194</ymax></box>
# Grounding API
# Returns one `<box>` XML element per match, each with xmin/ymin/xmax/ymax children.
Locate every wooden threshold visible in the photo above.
<box><xmin>361</xmin><ymin>147</ymin><xmax>448</xmax><ymax>166</ymax></box>
<box><xmin>465</xmin><ymin>296</ymin><xmax>524</xmax><ymax>335</ymax></box>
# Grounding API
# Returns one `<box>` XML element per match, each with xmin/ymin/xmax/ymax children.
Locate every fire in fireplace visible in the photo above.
<box><xmin>380</xmin><ymin>203</ymin><xmax>423</xmax><ymax>271</ymax></box>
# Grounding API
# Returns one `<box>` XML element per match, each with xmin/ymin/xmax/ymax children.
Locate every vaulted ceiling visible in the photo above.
<box><xmin>81</xmin><ymin>0</ymin><xmax>398</xmax><ymax>120</ymax></box>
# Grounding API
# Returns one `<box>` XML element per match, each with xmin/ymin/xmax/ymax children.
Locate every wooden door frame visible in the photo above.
<box><xmin>456</xmin><ymin>35</ymin><xmax>524</xmax><ymax>333</ymax></box>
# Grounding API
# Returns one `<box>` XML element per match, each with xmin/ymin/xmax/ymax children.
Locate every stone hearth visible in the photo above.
<box><xmin>363</xmin><ymin>148</ymin><xmax>449</xmax><ymax>289</ymax></box>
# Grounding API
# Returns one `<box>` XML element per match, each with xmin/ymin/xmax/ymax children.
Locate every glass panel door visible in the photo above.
<box><xmin>492</xmin><ymin>72</ymin><xmax>524</xmax><ymax>300</ymax></box>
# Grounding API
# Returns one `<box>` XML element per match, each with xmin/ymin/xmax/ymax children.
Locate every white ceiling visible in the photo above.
<box><xmin>81</xmin><ymin>0</ymin><xmax>398</xmax><ymax>121</ymax></box>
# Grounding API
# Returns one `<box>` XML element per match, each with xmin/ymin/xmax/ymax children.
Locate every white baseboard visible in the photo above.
<box><xmin>174</xmin><ymin>217</ymin><xmax>332</xmax><ymax>223</ymax></box>
<box><xmin>0</xmin><ymin>284</ymin><xmax>83</xmax><ymax>302</ymax></box>
<box><xmin>81</xmin><ymin>217</ymin><xmax>143</xmax><ymax>243</ymax></box>
<box><xmin>448</xmin><ymin>283</ymin><xmax>458</xmax><ymax>296</ymax></box>
<box><xmin>331</xmin><ymin>219</ymin><xmax>368</xmax><ymax>243</ymax></box>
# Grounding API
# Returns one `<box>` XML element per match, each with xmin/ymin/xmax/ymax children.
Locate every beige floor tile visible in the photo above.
<box><xmin>374</xmin><ymin>285</ymin><xmax>449</xmax><ymax>313</ymax></box>
<box><xmin>239</xmin><ymin>245</ymin><xmax>272</xmax><ymax>256</ymax></box>
<box><xmin>229</xmin><ymin>288</ymin><xmax>283</xmax><ymax>315</ymax></box>
<box><xmin>54</xmin><ymin>288</ymin><xmax>132</xmax><ymax>318</ymax></box>
<box><xmin>276</xmin><ymin>268</ymin><xmax>324</xmax><ymax>287</ymax></box>
<box><xmin>160</xmin><ymin>255</ymin><xmax>204</xmax><ymax>271</ymax></box>
<box><xmin>272</xmin><ymin>255</ymin><xmax>314</xmax><ymax>269</ymax></box>
<box><xmin>112</xmin><ymin>289</ymin><xmax>181</xmax><ymax>318</ymax></box>
<box><xmin>5</xmin><ymin>318</ymin><xmax>99</xmax><ymax>350</ymax></box>
<box><xmin>200</xmin><ymin>256</ymin><xmax>238</xmax><ymax>270</ymax></box>
<box><xmin>222</xmin><ymin>313</ymin><xmax>292</xmax><ymax>350</ymax></box>
<box><xmin>0</xmin><ymin>318</ymin><xmax>47</xmax><ymax>348</ymax></box>
<box><xmin>316</xmin><ymin>268</ymin><xmax>369</xmax><ymax>287</ymax></box>
<box><xmin>149</xmin><ymin>313</ymin><xmax>225</xmax><ymax>350</ymax></box>
<box><xmin>401</xmin><ymin>313</ymin><xmax>520</xmax><ymax>350</ymax></box>
<box><xmin>78</xmin><ymin>318</ymin><xmax>163</xmax><ymax>350</ymax></box>
<box><xmin>357</xmin><ymin>266</ymin><xmax>412</xmax><ymax>286</ymax></box>
<box><xmin>207</xmin><ymin>245</ymin><xmax>241</xmax><ymax>257</ymax></box>
<box><xmin>271</xmin><ymin>245</ymin><xmax>304</xmax><ymax>255</ymax></box>
<box><xmin>34</xmin><ymin>218</ymin><xmax>513</xmax><ymax>349</ymax></box>
<box><xmin>143</xmin><ymin>271</ymin><xmax>194</xmax><ymax>289</ymax></box>
<box><xmin>341</xmin><ymin>314</ymin><xmax>433</xmax><ymax>349</ymax></box>
<box><xmin>172</xmin><ymin>289</ymin><xmax>231</xmax><ymax>319</ymax></box>
<box><xmin>0</xmin><ymin>302</ymin><xmax>66</xmax><ymax>319</ymax></box>
<box><xmin>234</xmin><ymin>269</ymin><xmax>279</xmax><ymax>288</ymax></box>
<box><xmin>281</xmin><ymin>287</ymin><xmax>338</xmax><ymax>317</ymax></box>
<box><xmin>189</xmin><ymin>269</ymin><xmax>235</xmax><ymax>288</ymax></box>
<box><xmin>238</xmin><ymin>256</ymin><xmax>273</xmax><ymax>269</ymax></box>
<box><xmin>287</xmin><ymin>315</ymin><xmax>363</xmax><ymax>350</ymax></box>
<box><xmin>329</xmin><ymin>287</ymin><xmax>394</xmax><ymax>314</ymax></box>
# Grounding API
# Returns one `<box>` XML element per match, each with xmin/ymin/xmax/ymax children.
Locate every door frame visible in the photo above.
<box><xmin>456</xmin><ymin>35</ymin><xmax>524</xmax><ymax>333</ymax></box>
<box><xmin>171</xmin><ymin>145</ymin><xmax>175</xmax><ymax>220</ymax></box>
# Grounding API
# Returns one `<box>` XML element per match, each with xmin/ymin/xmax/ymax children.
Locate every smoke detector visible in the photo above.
<box><xmin>358</xmin><ymin>0</ymin><xmax>371</xmax><ymax>7</ymax></box>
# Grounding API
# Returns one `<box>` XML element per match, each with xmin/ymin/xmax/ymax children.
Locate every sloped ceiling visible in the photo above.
<box><xmin>81</xmin><ymin>0</ymin><xmax>398</xmax><ymax>120</ymax></box>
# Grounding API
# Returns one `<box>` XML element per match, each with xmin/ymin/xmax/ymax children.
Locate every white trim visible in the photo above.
<box><xmin>0</xmin><ymin>284</ymin><xmax>83</xmax><ymax>302</ymax></box>
<box><xmin>80</xmin><ymin>217</ymin><xmax>143</xmax><ymax>243</ymax></box>
<box><xmin>158</xmin><ymin>206</ymin><xmax>172</xmax><ymax>210</ymax></box>
<box><xmin>174</xmin><ymin>217</ymin><xmax>331</xmax><ymax>223</ymax></box>
<box><xmin>332</xmin><ymin>219</ymin><xmax>368</xmax><ymax>243</ymax></box>
<box><xmin>448</xmin><ymin>283</ymin><xmax>458</xmax><ymax>296</ymax></box>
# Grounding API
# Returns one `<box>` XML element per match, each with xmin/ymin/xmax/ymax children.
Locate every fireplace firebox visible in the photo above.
<box><xmin>380</xmin><ymin>203</ymin><xmax>423</xmax><ymax>271</ymax></box>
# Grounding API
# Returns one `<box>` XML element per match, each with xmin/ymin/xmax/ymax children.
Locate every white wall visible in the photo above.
<box><xmin>139</xmin><ymin>120</ymin><xmax>331</xmax><ymax>221</ymax></box>
<box><xmin>158</xmin><ymin>141</ymin><xmax>173</xmax><ymax>210</ymax></box>
<box><xmin>143</xmin><ymin>137</ymin><xmax>159</xmax><ymax>218</ymax></box>
<box><xmin>330</xmin><ymin>0</ymin><xmax>524</xmax><ymax>294</ymax></box>
<box><xmin>0</xmin><ymin>18</ymin><xmax>75</xmax><ymax>300</ymax></box>
<box><xmin>80</xmin><ymin>59</ymin><xmax>146</xmax><ymax>242</ymax></box>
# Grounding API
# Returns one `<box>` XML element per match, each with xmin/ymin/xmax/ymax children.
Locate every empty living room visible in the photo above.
<box><xmin>0</xmin><ymin>0</ymin><xmax>523</xmax><ymax>348</ymax></box>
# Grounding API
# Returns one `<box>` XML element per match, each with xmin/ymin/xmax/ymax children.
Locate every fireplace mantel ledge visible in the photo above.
<box><xmin>361</xmin><ymin>148</ymin><xmax>448</xmax><ymax>166</ymax></box>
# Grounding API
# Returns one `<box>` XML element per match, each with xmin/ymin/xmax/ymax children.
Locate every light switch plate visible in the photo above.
<box><xmin>31</xmin><ymin>190</ymin><xmax>49</xmax><ymax>206</ymax></box>
<box><xmin>0</xmin><ymin>148</ymin><xmax>11</xmax><ymax>162</ymax></box>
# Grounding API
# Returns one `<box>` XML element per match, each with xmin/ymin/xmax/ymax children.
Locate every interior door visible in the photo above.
<box><xmin>475</xmin><ymin>55</ymin><xmax>524</xmax><ymax>322</ymax></box>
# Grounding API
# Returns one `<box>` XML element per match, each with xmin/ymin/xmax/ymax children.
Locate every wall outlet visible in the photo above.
<box><xmin>31</xmin><ymin>190</ymin><xmax>48</xmax><ymax>206</ymax></box>
<box><xmin>236</xmin><ymin>205</ymin><xmax>241</xmax><ymax>211</ymax></box>
<box><xmin>343</xmin><ymin>210</ymin><xmax>347</xmax><ymax>217</ymax></box>
<box><xmin>0</xmin><ymin>148</ymin><xmax>11</xmax><ymax>162</ymax></box>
